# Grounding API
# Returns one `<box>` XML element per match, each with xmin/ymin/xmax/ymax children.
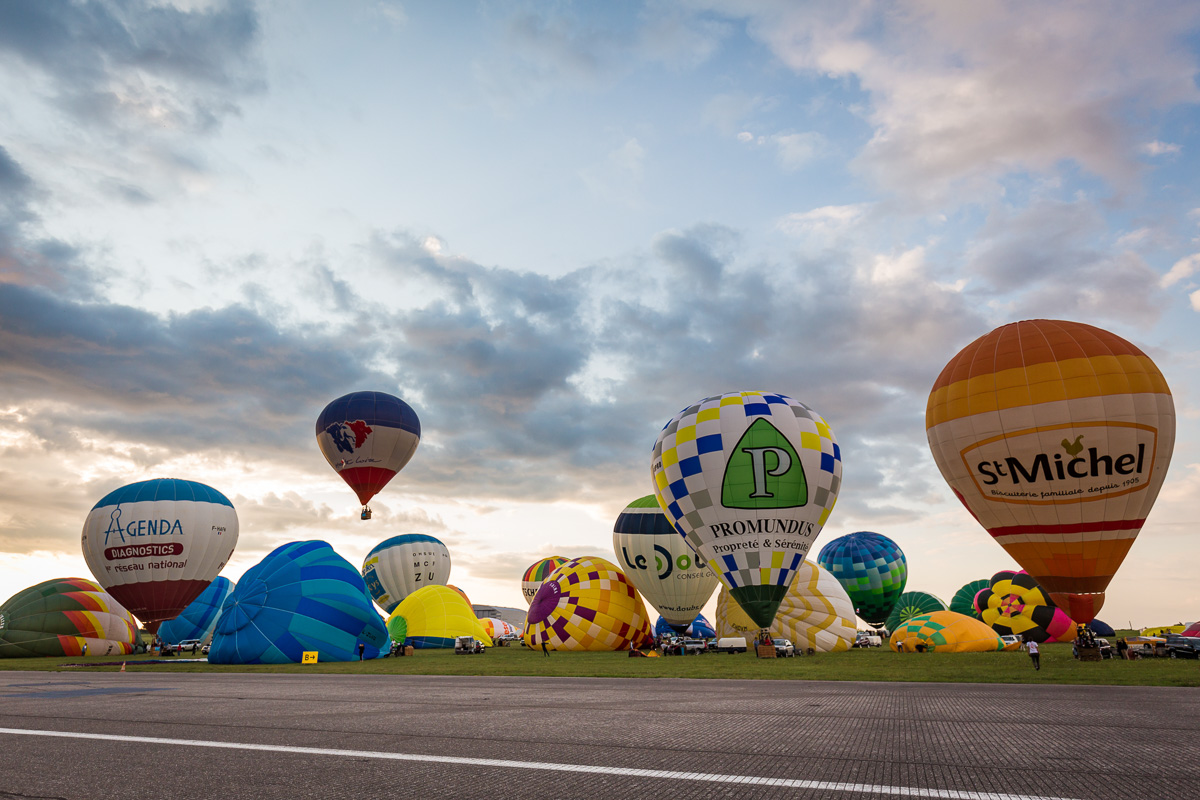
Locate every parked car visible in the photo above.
<box><xmin>681</xmin><ymin>637</ymin><xmax>708</xmax><ymax>654</ymax></box>
<box><xmin>854</xmin><ymin>632</ymin><xmax>882</xmax><ymax>648</ymax></box>
<box><xmin>1165</xmin><ymin>636</ymin><xmax>1200</xmax><ymax>659</ymax></box>
<box><xmin>772</xmin><ymin>638</ymin><xmax>795</xmax><ymax>657</ymax></box>
<box><xmin>176</xmin><ymin>639</ymin><xmax>203</xmax><ymax>654</ymax></box>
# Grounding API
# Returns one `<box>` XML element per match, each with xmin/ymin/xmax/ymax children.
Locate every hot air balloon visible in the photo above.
<box><xmin>651</xmin><ymin>391</ymin><xmax>842</xmax><ymax>630</ymax></box>
<box><xmin>714</xmin><ymin>560</ymin><xmax>857</xmax><ymax>653</ymax></box>
<box><xmin>612</xmin><ymin>495</ymin><xmax>718</xmax><ymax>634</ymax></box>
<box><xmin>885</xmin><ymin>591</ymin><xmax>948</xmax><ymax>633</ymax></box>
<box><xmin>524</xmin><ymin>556</ymin><xmax>654</xmax><ymax>651</ymax></box>
<box><xmin>927</xmin><ymin>320</ymin><xmax>1175</xmax><ymax>623</ymax></box>
<box><xmin>80</xmin><ymin>478</ymin><xmax>239</xmax><ymax>628</ymax></box>
<box><xmin>316</xmin><ymin>391</ymin><xmax>421</xmax><ymax>518</ymax></box>
<box><xmin>1090</xmin><ymin>619</ymin><xmax>1116</xmax><ymax>637</ymax></box>
<box><xmin>361</xmin><ymin>534</ymin><xmax>451</xmax><ymax>613</ymax></box>
<box><xmin>157</xmin><ymin>576</ymin><xmax>234</xmax><ymax>645</ymax></box>
<box><xmin>890</xmin><ymin>611</ymin><xmax>1005</xmax><ymax>653</ymax></box>
<box><xmin>386</xmin><ymin>585</ymin><xmax>491</xmax><ymax>649</ymax></box>
<box><xmin>949</xmin><ymin>579</ymin><xmax>990</xmax><ymax>621</ymax></box>
<box><xmin>521</xmin><ymin>557</ymin><xmax>568</xmax><ymax>606</ymax></box>
<box><xmin>0</xmin><ymin>578</ymin><xmax>139</xmax><ymax>658</ymax></box>
<box><xmin>654</xmin><ymin>614</ymin><xmax>716</xmax><ymax>639</ymax></box>
<box><xmin>815</xmin><ymin>532</ymin><xmax>907</xmax><ymax>628</ymax></box>
<box><xmin>480</xmin><ymin>618</ymin><xmax>520</xmax><ymax>639</ymax></box>
<box><xmin>208</xmin><ymin>541</ymin><xmax>388</xmax><ymax>664</ymax></box>
<box><xmin>974</xmin><ymin>570</ymin><xmax>1074</xmax><ymax>644</ymax></box>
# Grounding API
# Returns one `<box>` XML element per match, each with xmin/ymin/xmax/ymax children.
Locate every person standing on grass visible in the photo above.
<box><xmin>541</xmin><ymin>641</ymin><xmax>550</xmax><ymax>657</ymax></box>
<box><xmin>1027</xmin><ymin>638</ymin><xmax>1040</xmax><ymax>670</ymax></box>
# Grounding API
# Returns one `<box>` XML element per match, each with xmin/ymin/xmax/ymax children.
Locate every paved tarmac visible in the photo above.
<box><xmin>0</xmin><ymin>671</ymin><xmax>1196</xmax><ymax>799</ymax></box>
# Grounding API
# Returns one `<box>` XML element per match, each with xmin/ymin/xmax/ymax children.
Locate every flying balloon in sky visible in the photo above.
<box><xmin>652</xmin><ymin>391</ymin><xmax>842</xmax><ymax>630</ymax></box>
<box><xmin>80</xmin><ymin>478</ymin><xmax>238</xmax><ymax>629</ymax></box>
<box><xmin>927</xmin><ymin>319</ymin><xmax>1175</xmax><ymax>623</ymax></box>
<box><xmin>316</xmin><ymin>391</ymin><xmax>421</xmax><ymax>518</ymax></box>
<box><xmin>816</xmin><ymin>531</ymin><xmax>907</xmax><ymax>629</ymax></box>
<box><xmin>361</xmin><ymin>534</ymin><xmax>451</xmax><ymax>614</ymax></box>
<box><xmin>612</xmin><ymin>495</ymin><xmax>718</xmax><ymax>634</ymax></box>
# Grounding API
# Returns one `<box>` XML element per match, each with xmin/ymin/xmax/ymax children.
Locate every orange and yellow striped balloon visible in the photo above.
<box><xmin>926</xmin><ymin>320</ymin><xmax>1175</xmax><ymax>623</ymax></box>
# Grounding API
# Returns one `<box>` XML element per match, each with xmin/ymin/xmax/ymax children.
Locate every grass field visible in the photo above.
<box><xmin>3</xmin><ymin>640</ymin><xmax>1198</xmax><ymax>686</ymax></box>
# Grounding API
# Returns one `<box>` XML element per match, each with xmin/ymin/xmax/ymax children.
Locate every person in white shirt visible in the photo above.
<box><xmin>1026</xmin><ymin>638</ymin><xmax>1040</xmax><ymax>670</ymax></box>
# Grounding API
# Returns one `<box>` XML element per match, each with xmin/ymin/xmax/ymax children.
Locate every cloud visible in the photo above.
<box><xmin>1141</xmin><ymin>140</ymin><xmax>1182</xmax><ymax>156</ymax></box>
<box><xmin>1161</xmin><ymin>253</ymin><xmax>1200</xmax><ymax>287</ymax></box>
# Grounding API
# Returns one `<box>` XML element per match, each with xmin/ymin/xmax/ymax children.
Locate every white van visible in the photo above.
<box><xmin>715</xmin><ymin>637</ymin><xmax>747</xmax><ymax>654</ymax></box>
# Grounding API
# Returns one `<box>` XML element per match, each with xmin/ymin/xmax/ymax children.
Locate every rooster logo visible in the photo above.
<box><xmin>1060</xmin><ymin>435</ymin><xmax>1084</xmax><ymax>457</ymax></box>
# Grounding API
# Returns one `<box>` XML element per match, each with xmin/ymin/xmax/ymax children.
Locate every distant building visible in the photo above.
<box><xmin>473</xmin><ymin>604</ymin><xmax>526</xmax><ymax>629</ymax></box>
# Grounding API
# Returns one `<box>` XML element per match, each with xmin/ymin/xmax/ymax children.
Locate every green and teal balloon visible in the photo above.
<box><xmin>651</xmin><ymin>391</ymin><xmax>842</xmax><ymax>629</ymax></box>
<box><xmin>949</xmin><ymin>579</ymin><xmax>990</xmax><ymax>621</ymax></box>
<box><xmin>815</xmin><ymin>532</ymin><xmax>907</xmax><ymax>628</ymax></box>
<box><xmin>885</xmin><ymin>591</ymin><xmax>947</xmax><ymax>633</ymax></box>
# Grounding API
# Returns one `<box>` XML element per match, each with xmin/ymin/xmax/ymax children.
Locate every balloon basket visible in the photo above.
<box><xmin>361</xmin><ymin>506</ymin><xmax>372</xmax><ymax>520</ymax></box>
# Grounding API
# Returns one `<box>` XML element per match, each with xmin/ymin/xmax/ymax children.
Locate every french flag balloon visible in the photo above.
<box><xmin>316</xmin><ymin>391</ymin><xmax>421</xmax><ymax>511</ymax></box>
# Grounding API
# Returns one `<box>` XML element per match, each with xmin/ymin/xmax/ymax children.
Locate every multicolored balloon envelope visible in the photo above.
<box><xmin>927</xmin><ymin>319</ymin><xmax>1176</xmax><ymax>623</ymax></box>
<box><xmin>81</xmin><ymin>478</ymin><xmax>239</xmax><ymax>626</ymax></box>
<box><xmin>158</xmin><ymin>576</ymin><xmax>234</xmax><ymax>645</ymax></box>
<box><xmin>386</xmin><ymin>585</ymin><xmax>491</xmax><ymax>649</ymax></box>
<box><xmin>612</xmin><ymin>495</ymin><xmax>718</xmax><ymax>633</ymax></box>
<box><xmin>316</xmin><ymin>391</ymin><xmax>421</xmax><ymax>511</ymax></box>
<box><xmin>714</xmin><ymin>560</ymin><xmax>857</xmax><ymax>653</ymax></box>
<box><xmin>885</xmin><ymin>591</ymin><xmax>948</xmax><ymax>633</ymax></box>
<box><xmin>949</xmin><ymin>579</ymin><xmax>990</xmax><ymax>621</ymax></box>
<box><xmin>521</xmin><ymin>556</ymin><xmax>568</xmax><ymax>606</ymax></box>
<box><xmin>654</xmin><ymin>614</ymin><xmax>716</xmax><ymax>639</ymax></box>
<box><xmin>815</xmin><ymin>531</ymin><xmax>907</xmax><ymax>628</ymax></box>
<box><xmin>208</xmin><ymin>541</ymin><xmax>387</xmax><ymax>664</ymax></box>
<box><xmin>890</xmin><ymin>611</ymin><xmax>1005</xmax><ymax>653</ymax></box>
<box><xmin>480</xmin><ymin>618</ymin><xmax>520</xmax><ymax>639</ymax></box>
<box><xmin>523</xmin><ymin>556</ymin><xmax>654</xmax><ymax>651</ymax></box>
<box><xmin>361</xmin><ymin>534</ymin><xmax>451</xmax><ymax>613</ymax></box>
<box><xmin>0</xmin><ymin>578</ymin><xmax>139</xmax><ymax>658</ymax></box>
<box><xmin>974</xmin><ymin>570</ymin><xmax>1074</xmax><ymax>644</ymax></box>
<box><xmin>652</xmin><ymin>391</ymin><xmax>842</xmax><ymax>629</ymax></box>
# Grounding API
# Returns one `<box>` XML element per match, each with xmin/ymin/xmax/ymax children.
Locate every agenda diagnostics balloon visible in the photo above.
<box><xmin>81</xmin><ymin>478</ymin><xmax>238</xmax><ymax>627</ymax></box>
<box><xmin>613</xmin><ymin>495</ymin><xmax>718</xmax><ymax>633</ymax></box>
<box><xmin>158</xmin><ymin>576</ymin><xmax>234</xmax><ymax>645</ymax></box>
<box><xmin>815</xmin><ymin>532</ymin><xmax>907</xmax><ymax>628</ymax></box>
<box><xmin>361</xmin><ymin>534</ymin><xmax>451</xmax><ymax>613</ymax></box>
<box><xmin>0</xmin><ymin>578</ymin><xmax>138</xmax><ymax>658</ymax></box>
<box><xmin>521</xmin><ymin>557</ymin><xmax>568</xmax><ymax>606</ymax></box>
<box><xmin>652</xmin><ymin>391</ymin><xmax>842</xmax><ymax>629</ymax></box>
<box><xmin>316</xmin><ymin>391</ymin><xmax>421</xmax><ymax>517</ymax></box>
<box><xmin>927</xmin><ymin>320</ymin><xmax>1175</xmax><ymax>623</ymax></box>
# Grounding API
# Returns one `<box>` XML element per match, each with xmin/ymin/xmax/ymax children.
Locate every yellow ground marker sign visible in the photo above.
<box><xmin>302</xmin><ymin>651</ymin><xmax>318</xmax><ymax>664</ymax></box>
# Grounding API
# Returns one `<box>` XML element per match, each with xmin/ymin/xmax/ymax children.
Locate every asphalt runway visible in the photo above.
<box><xmin>0</xmin><ymin>671</ymin><xmax>1196</xmax><ymax>799</ymax></box>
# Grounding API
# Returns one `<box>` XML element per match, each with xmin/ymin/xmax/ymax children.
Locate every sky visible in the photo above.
<box><xmin>1</xmin><ymin>0</ymin><xmax>1198</xmax><ymax>630</ymax></box>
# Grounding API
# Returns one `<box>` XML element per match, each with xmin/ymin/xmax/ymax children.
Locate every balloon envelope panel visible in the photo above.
<box><xmin>362</xmin><ymin>534</ymin><xmax>451</xmax><ymax>613</ymax></box>
<box><xmin>158</xmin><ymin>576</ymin><xmax>234</xmax><ymax>645</ymax></box>
<box><xmin>316</xmin><ymin>391</ymin><xmax>421</xmax><ymax>507</ymax></box>
<box><xmin>714</xmin><ymin>560</ymin><xmax>857</xmax><ymax>653</ymax></box>
<box><xmin>523</xmin><ymin>557</ymin><xmax>653</xmax><ymax>651</ymax></box>
<box><xmin>1090</xmin><ymin>619</ymin><xmax>1116</xmax><ymax>636</ymax></box>
<box><xmin>209</xmin><ymin>541</ymin><xmax>387</xmax><ymax>664</ymax></box>
<box><xmin>949</xmin><ymin>579</ymin><xmax>990</xmax><ymax>621</ymax></box>
<box><xmin>80</xmin><ymin>478</ymin><xmax>239</xmax><ymax>624</ymax></box>
<box><xmin>974</xmin><ymin>570</ymin><xmax>1074</xmax><ymax>644</ymax></box>
<box><xmin>890</xmin><ymin>611</ymin><xmax>1005</xmax><ymax>653</ymax></box>
<box><xmin>480</xmin><ymin>618</ymin><xmax>520</xmax><ymax>638</ymax></box>
<box><xmin>652</xmin><ymin>391</ymin><xmax>842</xmax><ymax>628</ymax></box>
<box><xmin>613</xmin><ymin>495</ymin><xmax>718</xmax><ymax>632</ymax></box>
<box><xmin>816</xmin><ymin>531</ymin><xmax>907</xmax><ymax>627</ymax></box>
<box><xmin>521</xmin><ymin>556</ymin><xmax>568</xmax><ymax>606</ymax></box>
<box><xmin>885</xmin><ymin>591</ymin><xmax>948</xmax><ymax>633</ymax></box>
<box><xmin>0</xmin><ymin>577</ymin><xmax>138</xmax><ymax>658</ymax></box>
<box><xmin>927</xmin><ymin>319</ymin><xmax>1175</xmax><ymax>623</ymax></box>
<box><xmin>654</xmin><ymin>614</ymin><xmax>716</xmax><ymax>639</ymax></box>
<box><xmin>386</xmin><ymin>585</ymin><xmax>491</xmax><ymax>649</ymax></box>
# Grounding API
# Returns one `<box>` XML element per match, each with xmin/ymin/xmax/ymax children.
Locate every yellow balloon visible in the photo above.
<box><xmin>890</xmin><ymin>611</ymin><xmax>1005</xmax><ymax>653</ymax></box>
<box><xmin>387</xmin><ymin>585</ymin><xmax>491</xmax><ymax>649</ymax></box>
<box><xmin>714</xmin><ymin>560</ymin><xmax>857</xmax><ymax>652</ymax></box>
<box><xmin>523</xmin><ymin>556</ymin><xmax>653</xmax><ymax>651</ymax></box>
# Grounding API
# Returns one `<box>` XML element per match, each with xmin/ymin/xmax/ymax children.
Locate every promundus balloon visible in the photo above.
<box><xmin>652</xmin><ymin>391</ymin><xmax>842</xmax><ymax>628</ymax></box>
<box><xmin>927</xmin><ymin>320</ymin><xmax>1175</xmax><ymax>623</ymax></box>
<box><xmin>815</xmin><ymin>531</ymin><xmax>907</xmax><ymax>629</ymax></box>
<box><xmin>0</xmin><ymin>577</ymin><xmax>138</xmax><ymax>658</ymax></box>
<box><xmin>520</xmin><ymin>557</ymin><xmax>568</xmax><ymax>606</ymax></box>
<box><xmin>612</xmin><ymin>495</ymin><xmax>718</xmax><ymax>634</ymax></box>
<box><xmin>81</xmin><ymin>478</ymin><xmax>238</xmax><ymax>627</ymax></box>
<box><xmin>361</xmin><ymin>534</ymin><xmax>451</xmax><ymax>614</ymax></box>
<box><xmin>316</xmin><ymin>391</ymin><xmax>421</xmax><ymax>516</ymax></box>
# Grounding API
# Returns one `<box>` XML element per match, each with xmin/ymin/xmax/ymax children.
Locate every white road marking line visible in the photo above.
<box><xmin>0</xmin><ymin>727</ymin><xmax>1078</xmax><ymax>800</ymax></box>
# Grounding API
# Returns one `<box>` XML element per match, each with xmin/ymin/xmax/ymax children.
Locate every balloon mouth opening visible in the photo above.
<box><xmin>527</xmin><ymin>580</ymin><xmax>561</xmax><ymax>624</ymax></box>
